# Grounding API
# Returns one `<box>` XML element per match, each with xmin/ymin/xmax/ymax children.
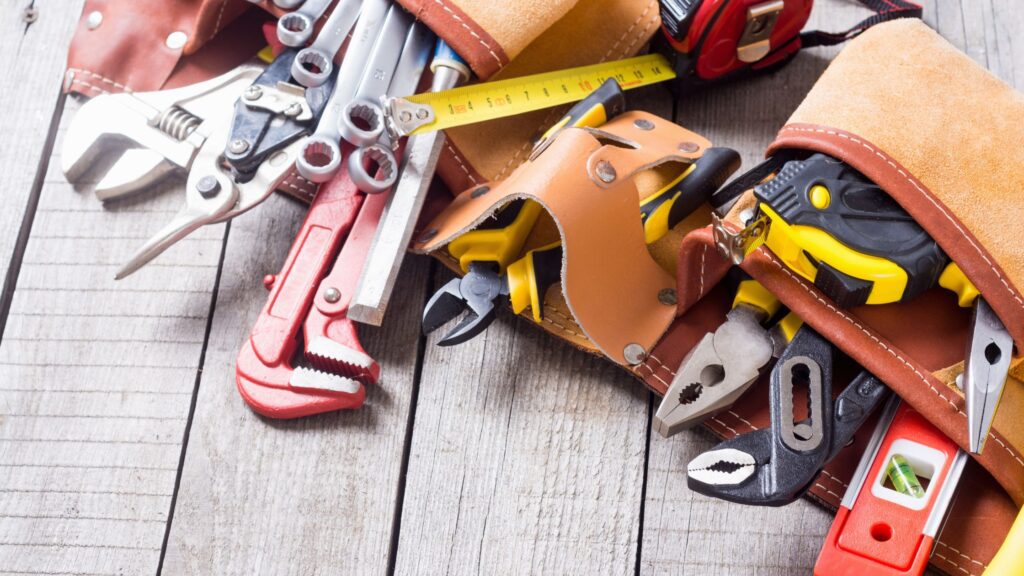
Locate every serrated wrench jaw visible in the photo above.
<box><xmin>302</xmin><ymin>336</ymin><xmax>379</xmax><ymax>385</ymax></box>
<box><xmin>687</xmin><ymin>448</ymin><xmax>757</xmax><ymax>487</ymax></box>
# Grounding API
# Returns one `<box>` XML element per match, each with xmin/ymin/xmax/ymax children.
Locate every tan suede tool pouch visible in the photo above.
<box><xmin>672</xmin><ymin>20</ymin><xmax>1024</xmax><ymax>573</ymax></box>
<box><xmin>416</xmin><ymin>111</ymin><xmax>725</xmax><ymax>366</ymax></box>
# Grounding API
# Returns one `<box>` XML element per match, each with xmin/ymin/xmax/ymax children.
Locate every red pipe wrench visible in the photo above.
<box><xmin>236</xmin><ymin>147</ymin><xmax>388</xmax><ymax>419</ymax></box>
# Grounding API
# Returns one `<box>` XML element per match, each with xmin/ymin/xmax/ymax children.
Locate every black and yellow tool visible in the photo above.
<box><xmin>716</xmin><ymin>153</ymin><xmax>1013</xmax><ymax>455</ymax></box>
<box><xmin>421</xmin><ymin>79</ymin><xmax>740</xmax><ymax>345</ymax></box>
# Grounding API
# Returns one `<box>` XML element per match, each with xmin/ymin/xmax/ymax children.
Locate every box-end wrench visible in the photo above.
<box><xmin>277</xmin><ymin>0</ymin><xmax>333</xmax><ymax>47</ymax></box>
<box><xmin>296</xmin><ymin>0</ymin><xmax>401</xmax><ymax>183</ymax></box>
<box><xmin>291</xmin><ymin>0</ymin><xmax>363</xmax><ymax>88</ymax></box>
<box><xmin>346</xmin><ymin>18</ymin><xmax>432</xmax><ymax>194</ymax></box>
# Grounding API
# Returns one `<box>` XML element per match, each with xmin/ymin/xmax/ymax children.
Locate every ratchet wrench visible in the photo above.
<box><xmin>291</xmin><ymin>0</ymin><xmax>363</xmax><ymax>88</ymax></box>
<box><xmin>277</xmin><ymin>0</ymin><xmax>333</xmax><ymax>47</ymax></box>
<box><xmin>296</xmin><ymin>0</ymin><xmax>405</xmax><ymax>183</ymax></box>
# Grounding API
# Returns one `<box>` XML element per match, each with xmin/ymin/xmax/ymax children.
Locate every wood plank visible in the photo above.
<box><xmin>644</xmin><ymin>2</ymin><xmax>1019</xmax><ymax>575</ymax></box>
<box><xmin>161</xmin><ymin>193</ymin><xmax>432</xmax><ymax>575</ymax></box>
<box><xmin>392</xmin><ymin>87</ymin><xmax>672</xmax><ymax>576</ymax></box>
<box><xmin>0</xmin><ymin>1</ymin><xmax>82</xmax><ymax>328</ymax></box>
<box><xmin>0</xmin><ymin>96</ymin><xmax>225</xmax><ymax>576</ymax></box>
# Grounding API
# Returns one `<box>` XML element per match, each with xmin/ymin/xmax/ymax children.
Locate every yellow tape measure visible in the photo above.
<box><xmin>388</xmin><ymin>53</ymin><xmax>676</xmax><ymax>136</ymax></box>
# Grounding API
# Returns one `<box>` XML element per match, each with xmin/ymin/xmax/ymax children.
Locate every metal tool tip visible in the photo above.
<box><xmin>348</xmin><ymin>304</ymin><xmax>385</xmax><ymax>327</ymax></box>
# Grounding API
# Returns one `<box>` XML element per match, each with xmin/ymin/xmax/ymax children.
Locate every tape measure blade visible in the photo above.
<box><xmin>407</xmin><ymin>53</ymin><xmax>675</xmax><ymax>135</ymax></box>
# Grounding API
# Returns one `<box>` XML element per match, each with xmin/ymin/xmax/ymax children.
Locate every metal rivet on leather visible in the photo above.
<box><xmin>470</xmin><ymin>186</ymin><xmax>491</xmax><ymax>198</ymax></box>
<box><xmin>86</xmin><ymin>11</ymin><xmax>102</xmax><ymax>29</ymax></box>
<box><xmin>596</xmin><ymin>160</ymin><xmax>617</xmax><ymax>183</ymax></box>
<box><xmin>679</xmin><ymin>141</ymin><xmax>700</xmax><ymax>153</ymax></box>
<box><xmin>624</xmin><ymin>343</ymin><xmax>647</xmax><ymax>365</ymax></box>
<box><xmin>634</xmin><ymin>119</ymin><xmax>655</xmax><ymax>131</ymax></box>
<box><xmin>166</xmin><ymin>31</ymin><xmax>188</xmax><ymax>50</ymax></box>
<box><xmin>417</xmin><ymin>228</ymin><xmax>439</xmax><ymax>244</ymax></box>
<box><xmin>658</xmin><ymin>288</ymin><xmax>678</xmax><ymax>306</ymax></box>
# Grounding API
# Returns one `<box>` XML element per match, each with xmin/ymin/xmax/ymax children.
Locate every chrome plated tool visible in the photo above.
<box><xmin>277</xmin><ymin>0</ymin><xmax>333</xmax><ymax>47</ymax></box>
<box><xmin>963</xmin><ymin>297</ymin><xmax>1013</xmax><ymax>453</ymax></box>
<box><xmin>290</xmin><ymin>0</ymin><xmax>363</xmax><ymax>88</ymax></box>
<box><xmin>348</xmin><ymin>41</ymin><xmax>471</xmax><ymax>326</ymax></box>
<box><xmin>687</xmin><ymin>324</ymin><xmax>890</xmax><ymax>506</ymax></box>
<box><xmin>296</xmin><ymin>0</ymin><xmax>398</xmax><ymax>183</ymax></box>
<box><xmin>654</xmin><ymin>279</ymin><xmax>784</xmax><ymax>438</ymax></box>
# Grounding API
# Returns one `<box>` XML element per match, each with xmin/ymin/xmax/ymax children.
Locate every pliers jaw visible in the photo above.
<box><xmin>422</xmin><ymin>262</ymin><xmax>510</xmax><ymax>346</ymax></box>
<box><xmin>654</xmin><ymin>304</ymin><xmax>774</xmax><ymax>437</ymax></box>
<box><xmin>687</xmin><ymin>326</ymin><xmax>890</xmax><ymax>507</ymax></box>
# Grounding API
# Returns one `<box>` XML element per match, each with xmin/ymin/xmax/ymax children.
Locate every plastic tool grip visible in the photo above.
<box><xmin>814</xmin><ymin>401</ymin><xmax>967</xmax><ymax>576</ymax></box>
<box><xmin>753</xmin><ymin>154</ymin><xmax>948</xmax><ymax>307</ymax></box>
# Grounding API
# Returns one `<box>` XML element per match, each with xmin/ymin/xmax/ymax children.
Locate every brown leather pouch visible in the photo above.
<box><xmin>416</xmin><ymin>111</ymin><xmax>720</xmax><ymax>366</ymax></box>
<box><xmin>671</xmin><ymin>19</ymin><xmax>1024</xmax><ymax>573</ymax></box>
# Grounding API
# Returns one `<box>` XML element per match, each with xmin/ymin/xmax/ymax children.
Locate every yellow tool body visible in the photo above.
<box><xmin>392</xmin><ymin>54</ymin><xmax>676</xmax><ymax>136</ymax></box>
<box><xmin>985</xmin><ymin>507</ymin><xmax>1024</xmax><ymax>575</ymax></box>
<box><xmin>447</xmin><ymin>200</ymin><xmax>544</xmax><ymax>274</ymax></box>
<box><xmin>759</xmin><ymin>203</ymin><xmax>910</xmax><ymax>306</ymax></box>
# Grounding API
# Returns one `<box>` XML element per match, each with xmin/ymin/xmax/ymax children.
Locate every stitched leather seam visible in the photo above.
<box><xmin>780</xmin><ymin>126</ymin><xmax>1024</xmax><ymax>311</ymax></box>
<box><xmin>760</xmin><ymin>249</ymin><xmax>1024</xmax><ymax>469</ymax></box>
<box><xmin>67</xmin><ymin>68</ymin><xmax>131</xmax><ymax>92</ymax></box>
<box><xmin>208</xmin><ymin>0</ymin><xmax>228</xmax><ymax>42</ymax></box>
<box><xmin>933</xmin><ymin>550</ymin><xmax>979</xmax><ymax>576</ymax></box>
<box><xmin>493</xmin><ymin>0</ymin><xmax>660</xmax><ymax>181</ymax></box>
<box><xmin>599</xmin><ymin>0</ymin><xmax>656</xmax><ymax>61</ymax></box>
<box><xmin>812</xmin><ymin>482</ymin><xmax>842</xmax><ymax>500</ymax></box>
<box><xmin>818</xmin><ymin>469</ymin><xmax>849</xmax><ymax>490</ymax></box>
<box><xmin>444</xmin><ymin>141</ymin><xmax>480</xmax><ymax>185</ymax></box>
<box><xmin>432</xmin><ymin>0</ymin><xmax>503</xmax><ymax>68</ymax></box>
<box><xmin>69</xmin><ymin>78</ymin><xmax>110</xmax><ymax>96</ymax></box>
<box><xmin>934</xmin><ymin>541</ymin><xmax>987</xmax><ymax>570</ymax></box>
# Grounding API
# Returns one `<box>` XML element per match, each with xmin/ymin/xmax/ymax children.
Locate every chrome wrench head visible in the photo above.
<box><xmin>347</xmin><ymin>143</ymin><xmax>397</xmax><ymax>194</ymax></box>
<box><xmin>338</xmin><ymin>98</ymin><xmax>386</xmax><ymax>146</ymax></box>
<box><xmin>277</xmin><ymin>0</ymin><xmax>333</xmax><ymax>47</ymax></box>
<box><xmin>296</xmin><ymin>0</ymin><xmax>405</xmax><ymax>182</ymax></box>
<box><xmin>290</xmin><ymin>0</ymin><xmax>364</xmax><ymax>88</ymax></box>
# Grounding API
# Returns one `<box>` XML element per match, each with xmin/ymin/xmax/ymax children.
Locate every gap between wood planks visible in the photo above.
<box><xmin>155</xmin><ymin>222</ymin><xmax>232</xmax><ymax>575</ymax></box>
<box><xmin>0</xmin><ymin>86</ymin><xmax>66</xmax><ymax>346</ymax></box>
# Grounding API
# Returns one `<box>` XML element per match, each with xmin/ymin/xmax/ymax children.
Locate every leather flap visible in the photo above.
<box><xmin>417</xmin><ymin>112</ymin><xmax>709</xmax><ymax>366</ymax></box>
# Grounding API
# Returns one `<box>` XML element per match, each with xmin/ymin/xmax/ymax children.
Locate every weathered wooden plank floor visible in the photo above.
<box><xmin>0</xmin><ymin>1</ymin><xmax>1018</xmax><ymax>575</ymax></box>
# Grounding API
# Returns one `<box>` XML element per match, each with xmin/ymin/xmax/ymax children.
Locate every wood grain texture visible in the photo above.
<box><xmin>0</xmin><ymin>1</ymin><xmax>81</xmax><ymax>301</ymax></box>
<box><xmin>162</xmin><ymin>193</ymin><xmax>432</xmax><ymax>575</ymax></box>
<box><xmin>0</xmin><ymin>97</ymin><xmax>225</xmax><ymax>575</ymax></box>
<box><xmin>392</xmin><ymin>87</ymin><xmax>672</xmax><ymax>576</ymax></box>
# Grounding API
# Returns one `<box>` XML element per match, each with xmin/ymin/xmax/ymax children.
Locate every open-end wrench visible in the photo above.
<box><xmin>291</xmin><ymin>0</ymin><xmax>363</xmax><ymax>88</ymax></box>
<box><xmin>277</xmin><ymin>0</ymin><xmax>333</xmax><ymax>47</ymax></box>
<box><xmin>296</xmin><ymin>0</ymin><xmax>400</xmax><ymax>183</ymax></box>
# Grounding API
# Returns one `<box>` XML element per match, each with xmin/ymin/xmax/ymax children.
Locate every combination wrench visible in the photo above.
<box><xmin>291</xmin><ymin>0</ymin><xmax>364</xmax><ymax>87</ymax></box>
<box><xmin>347</xmin><ymin>20</ymin><xmax>434</xmax><ymax>193</ymax></box>
<box><xmin>296</xmin><ymin>0</ymin><xmax>405</xmax><ymax>184</ymax></box>
<box><xmin>277</xmin><ymin>0</ymin><xmax>333</xmax><ymax>47</ymax></box>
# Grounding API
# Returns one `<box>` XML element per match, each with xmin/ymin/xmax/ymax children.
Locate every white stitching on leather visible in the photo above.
<box><xmin>431</xmin><ymin>0</ymin><xmax>502</xmax><ymax>67</ymax></box>
<box><xmin>444</xmin><ymin>141</ymin><xmax>480</xmax><ymax>185</ymax></box>
<box><xmin>67</xmin><ymin>68</ymin><xmax>131</xmax><ymax>92</ymax></box>
<box><xmin>208</xmin><ymin>0</ymin><xmax>228</xmax><ymax>42</ymax></box>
